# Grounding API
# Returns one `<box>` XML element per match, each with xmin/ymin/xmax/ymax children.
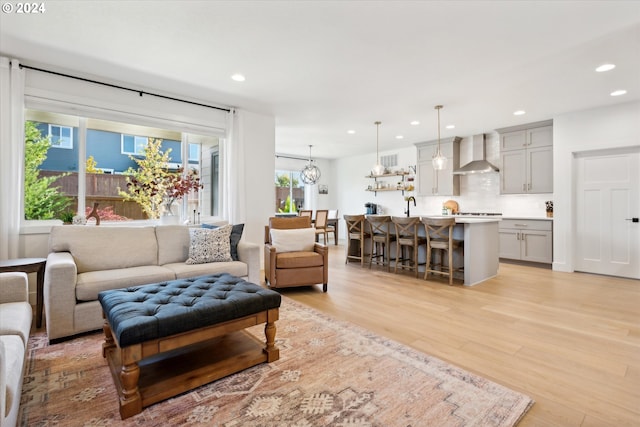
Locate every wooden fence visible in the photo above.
<box><xmin>39</xmin><ymin>171</ymin><xmax>146</xmax><ymax>220</ymax></box>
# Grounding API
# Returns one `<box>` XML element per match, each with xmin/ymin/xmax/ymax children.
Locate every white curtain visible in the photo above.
<box><xmin>219</xmin><ymin>109</ymin><xmax>246</xmax><ymax>224</ymax></box>
<box><xmin>0</xmin><ymin>58</ymin><xmax>25</xmax><ymax>260</ymax></box>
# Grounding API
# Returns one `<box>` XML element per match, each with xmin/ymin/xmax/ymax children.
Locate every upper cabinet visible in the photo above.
<box><xmin>496</xmin><ymin>120</ymin><xmax>553</xmax><ymax>194</ymax></box>
<box><xmin>414</xmin><ymin>137</ymin><xmax>461</xmax><ymax>196</ymax></box>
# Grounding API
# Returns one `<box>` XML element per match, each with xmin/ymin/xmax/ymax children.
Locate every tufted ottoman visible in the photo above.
<box><xmin>98</xmin><ymin>273</ymin><xmax>281</xmax><ymax>419</ymax></box>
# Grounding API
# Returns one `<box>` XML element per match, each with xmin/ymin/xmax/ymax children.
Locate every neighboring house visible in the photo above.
<box><xmin>34</xmin><ymin>121</ymin><xmax>198</xmax><ymax>173</ymax></box>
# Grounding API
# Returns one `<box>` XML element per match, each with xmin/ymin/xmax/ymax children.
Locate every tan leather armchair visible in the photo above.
<box><xmin>264</xmin><ymin>216</ymin><xmax>328</xmax><ymax>292</ymax></box>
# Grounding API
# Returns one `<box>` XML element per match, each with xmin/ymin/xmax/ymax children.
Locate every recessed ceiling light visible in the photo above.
<box><xmin>396</xmin><ymin>135</ymin><xmax>404</xmax><ymax>139</ymax></box>
<box><xmin>347</xmin><ymin>130</ymin><xmax>356</xmax><ymax>134</ymax></box>
<box><xmin>446</xmin><ymin>124</ymin><xmax>455</xmax><ymax>129</ymax></box>
<box><xmin>611</xmin><ymin>89</ymin><xmax>627</xmax><ymax>97</ymax></box>
<box><xmin>410</xmin><ymin>121</ymin><xmax>420</xmax><ymax>126</ymax></box>
<box><xmin>231</xmin><ymin>73</ymin><xmax>246</xmax><ymax>82</ymax></box>
<box><xmin>513</xmin><ymin>110</ymin><xmax>526</xmax><ymax>116</ymax></box>
<box><xmin>596</xmin><ymin>64</ymin><xmax>616</xmax><ymax>72</ymax></box>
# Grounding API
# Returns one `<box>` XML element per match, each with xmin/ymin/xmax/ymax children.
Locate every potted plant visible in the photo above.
<box><xmin>545</xmin><ymin>201</ymin><xmax>553</xmax><ymax>218</ymax></box>
<box><xmin>59</xmin><ymin>210</ymin><xmax>75</xmax><ymax>224</ymax></box>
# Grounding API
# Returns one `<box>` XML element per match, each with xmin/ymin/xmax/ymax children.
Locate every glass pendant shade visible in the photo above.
<box><xmin>432</xmin><ymin>151</ymin><xmax>448</xmax><ymax>170</ymax></box>
<box><xmin>371</xmin><ymin>121</ymin><xmax>385</xmax><ymax>176</ymax></box>
<box><xmin>432</xmin><ymin>105</ymin><xmax>447</xmax><ymax>171</ymax></box>
<box><xmin>301</xmin><ymin>145</ymin><xmax>321</xmax><ymax>184</ymax></box>
<box><xmin>371</xmin><ymin>163</ymin><xmax>386</xmax><ymax>176</ymax></box>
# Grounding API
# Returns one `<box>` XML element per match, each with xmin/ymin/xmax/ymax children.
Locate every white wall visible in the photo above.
<box><xmin>553</xmin><ymin>100</ymin><xmax>640</xmax><ymax>272</ymax></box>
<box><xmin>237</xmin><ymin>110</ymin><xmax>276</xmax><ymax>249</ymax></box>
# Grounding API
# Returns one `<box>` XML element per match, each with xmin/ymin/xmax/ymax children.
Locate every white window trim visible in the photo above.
<box><xmin>48</xmin><ymin>124</ymin><xmax>73</xmax><ymax>149</ymax></box>
<box><xmin>121</xmin><ymin>134</ymin><xmax>148</xmax><ymax>156</ymax></box>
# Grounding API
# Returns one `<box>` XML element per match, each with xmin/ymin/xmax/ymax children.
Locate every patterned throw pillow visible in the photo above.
<box><xmin>186</xmin><ymin>225</ymin><xmax>233</xmax><ymax>264</ymax></box>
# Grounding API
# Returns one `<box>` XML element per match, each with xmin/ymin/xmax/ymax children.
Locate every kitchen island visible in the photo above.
<box><xmin>364</xmin><ymin>214</ymin><xmax>501</xmax><ymax>286</ymax></box>
<box><xmin>425</xmin><ymin>216</ymin><xmax>501</xmax><ymax>286</ymax></box>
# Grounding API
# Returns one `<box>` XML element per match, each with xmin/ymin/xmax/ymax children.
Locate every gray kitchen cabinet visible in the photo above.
<box><xmin>497</xmin><ymin>121</ymin><xmax>553</xmax><ymax>194</ymax></box>
<box><xmin>499</xmin><ymin>219</ymin><xmax>552</xmax><ymax>264</ymax></box>
<box><xmin>414</xmin><ymin>137</ymin><xmax>461</xmax><ymax>196</ymax></box>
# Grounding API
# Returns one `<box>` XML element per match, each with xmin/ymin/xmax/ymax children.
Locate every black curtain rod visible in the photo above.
<box><xmin>19</xmin><ymin>64</ymin><xmax>231</xmax><ymax>113</ymax></box>
<box><xmin>275</xmin><ymin>154</ymin><xmax>315</xmax><ymax>162</ymax></box>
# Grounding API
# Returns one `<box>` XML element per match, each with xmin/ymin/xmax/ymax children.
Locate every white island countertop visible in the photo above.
<box><xmin>421</xmin><ymin>215</ymin><xmax>502</xmax><ymax>224</ymax></box>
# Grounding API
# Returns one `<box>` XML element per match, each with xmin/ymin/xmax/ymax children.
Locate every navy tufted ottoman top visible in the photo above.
<box><xmin>98</xmin><ymin>273</ymin><xmax>281</xmax><ymax>347</ymax></box>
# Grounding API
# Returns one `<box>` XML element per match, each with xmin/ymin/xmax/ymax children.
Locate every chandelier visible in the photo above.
<box><xmin>371</xmin><ymin>121</ymin><xmax>385</xmax><ymax>176</ymax></box>
<box><xmin>300</xmin><ymin>145</ymin><xmax>321</xmax><ymax>184</ymax></box>
<box><xmin>432</xmin><ymin>105</ymin><xmax>448</xmax><ymax>170</ymax></box>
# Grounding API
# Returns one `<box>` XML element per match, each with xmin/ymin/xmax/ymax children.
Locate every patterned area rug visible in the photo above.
<box><xmin>19</xmin><ymin>297</ymin><xmax>533</xmax><ymax>426</ymax></box>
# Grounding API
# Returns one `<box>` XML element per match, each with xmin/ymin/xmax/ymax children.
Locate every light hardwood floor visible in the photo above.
<box><xmin>274</xmin><ymin>244</ymin><xmax>639</xmax><ymax>427</ymax></box>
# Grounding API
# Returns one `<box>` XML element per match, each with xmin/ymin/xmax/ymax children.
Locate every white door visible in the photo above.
<box><xmin>575</xmin><ymin>148</ymin><xmax>640</xmax><ymax>279</ymax></box>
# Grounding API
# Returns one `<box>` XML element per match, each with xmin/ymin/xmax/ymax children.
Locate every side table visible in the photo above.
<box><xmin>0</xmin><ymin>257</ymin><xmax>46</xmax><ymax>328</ymax></box>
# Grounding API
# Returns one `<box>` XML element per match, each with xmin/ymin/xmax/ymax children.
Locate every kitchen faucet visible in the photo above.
<box><xmin>405</xmin><ymin>196</ymin><xmax>416</xmax><ymax>217</ymax></box>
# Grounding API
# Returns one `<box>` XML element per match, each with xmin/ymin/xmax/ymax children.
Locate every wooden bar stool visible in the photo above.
<box><xmin>391</xmin><ymin>216</ymin><xmax>426</xmax><ymax>278</ymax></box>
<box><xmin>422</xmin><ymin>217</ymin><xmax>460</xmax><ymax>285</ymax></box>
<box><xmin>344</xmin><ymin>214</ymin><xmax>370</xmax><ymax>266</ymax></box>
<box><xmin>366</xmin><ymin>215</ymin><xmax>396</xmax><ymax>272</ymax></box>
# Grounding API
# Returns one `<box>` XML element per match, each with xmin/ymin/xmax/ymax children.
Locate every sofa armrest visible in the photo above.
<box><xmin>263</xmin><ymin>243</ymin><xmax>277</xmax><ymax>286</ymax></box>
<box><xmin>0</xmin><ymin>272</ymin><xmax>29</xmax><ymax>304</ymax></box>
<box><xmin>314</xmin><ymin>243</ymin><xmax>329</xmax><ymax>282</ymax></box>
<box><xmin>44</xmin><ymin>252</ymin><xmax>78</xmax><ymax>341</ymax></box>
<box><xmin>237</xmin><ymin>240</ymin><xmax>260</xmax><ymax>285</ymax></box>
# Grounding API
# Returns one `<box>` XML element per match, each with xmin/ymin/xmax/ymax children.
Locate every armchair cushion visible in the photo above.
<box><xmin>186</xmin><ymin>225</ymin><xmax>233</xmax><ymax>264</ymax></box>
<box><xmin>270</xmin><ymin>228</ymin><xmax>315</xmax><ymax>253</ymax></box>
<box><xmin>276</xmin><ymin>251</ymin><xmax>324</xmax><ymax>269</ymax></box>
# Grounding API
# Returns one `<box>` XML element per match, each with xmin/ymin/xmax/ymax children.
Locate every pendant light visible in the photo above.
<box><xmin>300</xmin><ymin>144</ymin><xmax>321</xmax><ymax>184</ymax></box>
<box><xmin>432</xmin><ymin>105</ymin><xmax>448</xmax><ymax>171</ymax></box>
<box><xmin>371</xmin><ymin>121</ymin><xmax>386</xmax><ymax>176</ymax></box>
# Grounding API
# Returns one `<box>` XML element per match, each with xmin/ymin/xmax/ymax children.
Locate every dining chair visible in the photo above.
<box><xmin>299</xmin><ymin>210</ymin><xmax>313</xmax><ymax>218</ymax></box>
<box><xmin>314</xmin><ymin>209</ymin><xmax>333</xmax><ymax>245</ymax></box>
<box><xmin>422</xmin><ymin>217</ymin><xmax>460</xmax><ymax>285</ymax></box>
<box><xmin>326</xmin><ymin>209</ymin><xmax>339</xmax><ymax>245</ymax></box>
<box><xmin>344</xmin><ymin>214</ymin><xmax>370</xmax><ymax>266</ymax></box>
<box><xmin>366</xmin><ymin>215</ymin><xmax>396</xmax><ymax>272</ymax></box>
<box><xmin>391</xmin><ymin>216</ymin><xmax>426</xmax><ymax>278</ymax></box>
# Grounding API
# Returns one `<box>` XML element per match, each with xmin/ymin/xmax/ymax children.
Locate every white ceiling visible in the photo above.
<box><xmin>1</xmin><ymin>1</ymin><xmax>639</xmax><ymax>159</ymax></box>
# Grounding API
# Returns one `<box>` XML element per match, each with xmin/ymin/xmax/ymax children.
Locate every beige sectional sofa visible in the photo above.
<box><xmin>44</xmin><ymin>224</ymin><xmax>260</xmax><ymax>342</ymax></box>
<box><xmin>0</xmin><ymin>272</ymin><xmax>32</xmax><ymax>427</ymax></box>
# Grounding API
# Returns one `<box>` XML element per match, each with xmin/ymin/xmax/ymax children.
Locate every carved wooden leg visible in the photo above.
<box><xmin>263</xmin><ymin>308</ymin><xmax>279</xmax><ymax>362</ymax></box>
<box><xmin>119</xmin><ymin>359</ymin><xmax>142</xmax><ymax>418</ymax></box>
<box><xmin>102</xmin><ymin>319</ymin><xmax>115</xmax><ymax>358</ymax></box>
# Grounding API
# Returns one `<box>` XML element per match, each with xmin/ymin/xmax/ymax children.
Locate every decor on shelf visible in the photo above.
<box><xmin>87</xmin><ymin>202</ymin><xmax>101</xmax><ymax>225</ymax></box>
<box><xmin>432</xmin><ymin>105</ymin><xmax>447</xmax><ymax>171</ymax></box>
<box><xmin>300</xmin><ymin>145</ymin><xmax>321</xmax><ymax>185</ymax></box>
<box><xmin>546</xmin><ymin>200</ymin><xmax>553</xmax><ymax>218</ymax></box>
<box><xmin>371</xmin><ymin>121</ymin><xmax>385</xmax><ymax>176</ymax></box>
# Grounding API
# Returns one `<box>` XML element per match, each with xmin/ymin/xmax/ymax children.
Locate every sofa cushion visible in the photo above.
<box><xmin>0</xmin><ymin>302</ymin><xmax>32</xmax><ymax>345</ymax></box>
<box><xmin>49</xmin><ymin>226</ymin><xmax>158</xmax><ymax>273</ymax></box>
<box><xmin>270</xmin><ymin>228</ymin><xmax>315</xmax><ymax>253</ymax></box>
<box><xmin>156</xmin><ymin>225</ymin><xmax>190</xmax><ymax>265</ymax></box>
<box><xmin>275</xmin><ymin>251</ymin><xmax>324</xmax><ymax>269</ymax></box>
<box><xmin>202</xmin><ymin>223</ymin><xmax>244</xmax><ymax>261</ymax></box>
<box><xmin>76</xmin><ymin>266</ymin><xmax>175</xmax><ymax>301</ymax></box>
<box><xmin>0</xmin><ymin>336</ymin><xmax>25</xmax><ymax>419</ymax></box>
<box><xmin>163</xmin><ymin>261</ymin><xmax>248</xmax><ymax>279</ymax></box>
<box><xmin>186</xmin><ymin>226</ymin><xmax>233</xmax><ymax>264</ymax></box>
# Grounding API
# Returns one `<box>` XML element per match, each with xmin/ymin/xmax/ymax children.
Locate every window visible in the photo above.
<box><xmin>48</xmin><ymin>124</ymin><xmax>73</xmax><ymax>149</ymax></box>
<box><xmin>25</xmin><ymin>109</ymin><xmax>219</xmax><ymax>223</ymax></box>
<box><xmin>275</xmin><ymin>170</ymin><xmax>304</xmax><ymax>213</ymax></box>
<box><xmin>121</xmin><ymin>134</ymin><xmax>149</xmax><ymax>155</ymax></box>
<box><xmin>188</xmin><ymin>143</ymin><xmax>200</xmax><ymax>162</ymax></box>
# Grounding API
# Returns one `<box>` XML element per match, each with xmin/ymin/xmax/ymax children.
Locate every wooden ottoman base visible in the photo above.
<box><xmin>102</xmin><ymin>308</ymin><xmax>279</xmax><ymax>419</ymax></box>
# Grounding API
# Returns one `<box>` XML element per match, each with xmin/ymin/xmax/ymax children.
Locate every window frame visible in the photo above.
<box><xmin>121</xmin><ymin>134</ymin><xmax>149</xmax><ymax>156</ymax></box>
<box><xmin>48</xmin><ymin>124</ymin><xmax>73</xmax><ymax>149</ymax></box>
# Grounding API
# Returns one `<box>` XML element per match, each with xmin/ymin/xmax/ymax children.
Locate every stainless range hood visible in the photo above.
<box><xmin>452</xmin><ymin>134</ymin><xmax>499</xmax><ymax>175</ymax></box>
